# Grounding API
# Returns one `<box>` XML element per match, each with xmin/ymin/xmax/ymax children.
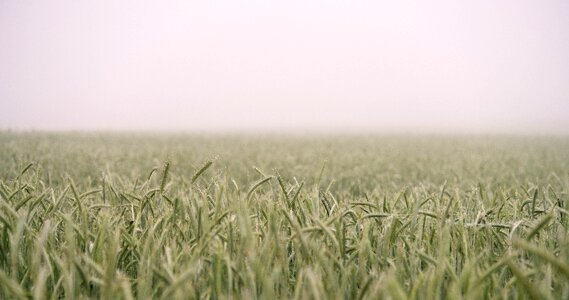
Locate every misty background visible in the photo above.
<box><xmin>1</xmin><ymin>0</ymin><xmax>568</xmax><ymax>133</ymax></box>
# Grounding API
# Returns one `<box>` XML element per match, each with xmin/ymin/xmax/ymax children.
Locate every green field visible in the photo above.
<box><xmin>1</xmin><ymin>132</ymin><xmax>568</xmax><ymax>299</ymax></box>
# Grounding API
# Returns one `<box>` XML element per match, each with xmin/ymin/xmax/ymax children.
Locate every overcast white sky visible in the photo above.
<box><xmin>1</xmin><ymin>0</ymin><xmax>568</xmax><ymax>133</ymax></box>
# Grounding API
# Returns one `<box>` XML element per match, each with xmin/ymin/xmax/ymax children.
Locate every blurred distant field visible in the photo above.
<box><xmin>1</xmin><ymin>132</ymin><xmax>569</xmax><ymax>299</ymax></box>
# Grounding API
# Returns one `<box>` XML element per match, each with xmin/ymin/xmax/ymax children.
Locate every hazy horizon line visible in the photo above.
<box><xmin>2</xmin><ymin>127</ymin><xmax>568</xmax><ymax>137</ymax></box>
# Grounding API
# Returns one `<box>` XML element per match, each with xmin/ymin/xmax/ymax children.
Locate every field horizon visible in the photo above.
<box><xmin>3</xmin><ymin>128</ymin><xmax>569</xmax><ymax>137</ymax></box>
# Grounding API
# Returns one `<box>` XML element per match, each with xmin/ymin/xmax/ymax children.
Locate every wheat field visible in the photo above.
<box><xmin>0</xmin><ymin>132</ymin><xmax>568</xmax><ymax>299</ymax></box>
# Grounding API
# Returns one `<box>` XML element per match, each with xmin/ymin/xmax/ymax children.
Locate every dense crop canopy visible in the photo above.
<box><xmin>1</xmin><ymin>133</ymin><xmax>568</xmax><ymax>299</ymax></box>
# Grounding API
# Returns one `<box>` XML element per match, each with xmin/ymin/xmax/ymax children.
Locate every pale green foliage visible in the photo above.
<box><xmin>0</xmin><ymin>133</ymin><xmax>569</xmax><ymax>299</ymax></box>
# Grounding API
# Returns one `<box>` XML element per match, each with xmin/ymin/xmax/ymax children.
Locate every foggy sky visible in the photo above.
<box><xmin>1</xmin><ymin>0</ymin><xmax>568</xmax><ymax>133</ymax></box>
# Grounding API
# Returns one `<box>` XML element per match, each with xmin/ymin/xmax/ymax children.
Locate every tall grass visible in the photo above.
<box><xmin>0</xmin><ymin>132</ymin><xmax>568</xmax><ymax>299</ymax></box>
